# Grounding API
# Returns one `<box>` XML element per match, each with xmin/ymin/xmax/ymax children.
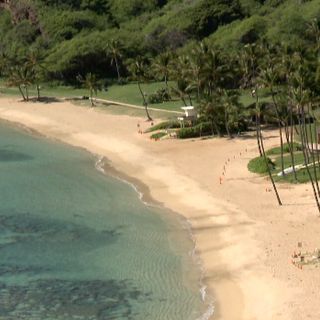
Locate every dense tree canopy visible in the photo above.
<box><xmin>0</xmin><ymin>0</ymin><xmax>320</xmax><ymax>83</ymax></box>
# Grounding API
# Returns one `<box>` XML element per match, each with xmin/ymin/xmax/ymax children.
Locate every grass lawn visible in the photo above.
<box><xmin>0</xmin><ymin>80</ymin><xmax>271</xmax><ymax>115</ymax></box>
<box><xmin>293</xmin><ymin>121</ymin><xmax>320</xmax><ymax>145</ymax></box>
<box><xmin>74</xmin><ymin>99</ymin><xmax>178</xmax><ymax>120</ymax></box>
<box><xmin>239</xmin><ymin>88</ymin><xmax>272</xmax><ymax>106</ymax></box>
<box><xmin>0</xmin><ymin>80</ymin><xmax>184</xmax><ymax>112</ymax></box>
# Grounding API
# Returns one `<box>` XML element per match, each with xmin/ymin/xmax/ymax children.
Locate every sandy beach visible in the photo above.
<box><xmin>0</xmin><ymin>97</ymin><xmax>320</xmax><ymax>320</ymax></box>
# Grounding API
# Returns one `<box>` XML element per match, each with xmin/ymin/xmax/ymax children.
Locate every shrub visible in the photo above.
<box><xmin>248</xmin><ymin>156</ymin><xmax>275</xmax><ymax>174</ymax></box>
<box><xmin>150</xmin><ymin>132</ymin><xmax>167</xmax><ymax>140</ymax></box>
<box><xmin>177</xmin><ymin>122</ymin><xmax>213</xmax><ymax>139</ymax></box>
<box><xmin>147</xmin><ymin>88</ymin><xmax>171</xmax><ymax>104</ymax></box>
<box><xmin>145</xmin><ymin>120</ymin><xmax>180</xmax><ymax>133</ymax></box>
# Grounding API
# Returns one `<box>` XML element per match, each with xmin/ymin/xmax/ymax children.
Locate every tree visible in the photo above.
<box><xmin>5</xmin><ymin>59</ymin><xmax>33</xmax><ymax>102</ymax></box>
<box><xmin>77</xmin><ymin>73</ymin><xmax>100</xmax><ymax>107</ymax></box>
<box><xmin>220</xmin><ymin>89</ymin><xmax>243</xmax><ymax>138</ymax></box>
<box><xmin>239</xmin><ymin>43</ymin><xmax>263</xmax><ymax>156</ymax></box>
<box><xmin>128</xmin><ymin>57</ymin><xmax>153</xmax><ymax>121</ymax></box>
<box><xmin>189</xmin><ymin>42</ymin><xmax>208</xmax><ymax>101</ymax></box>
<box><xmin>152</xmin><ymin>52</ymin><xmax>171</xmax><ymax>90</ymax></box>
<box><xmin>169</xmin><ymin>55</ymin><xmax>193</xmax><ymax>106</ymax></box>
<box><xmin>253</xmin><ymin>87</ymin><xmax>283</xmax><ymax>206</ymax></box>
<box><xmin>107</xmin><ymin>39</ymin><xmax>123</xmax><ymax>83</ymax></box>
<box><xmin>26</xmin><ymin>49</ymin><xmax>47</xmax><ymax>100</ymax></box>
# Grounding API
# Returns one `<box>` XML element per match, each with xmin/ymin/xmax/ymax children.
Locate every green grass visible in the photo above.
<box><xmin>265</xmin><ymin>142</ymin><xmax>301</xmax><ymax>155</ymax></box>
<box><xmin>73</xmin><ymin>99</ymin><xmax>177</xmax><ymax>120</ymax></box>
<box><xmin>0</xmin><ymin>80</ymin><xmax>184</xmax><ymax>112</ymax></box>
<box><xmin>248</xmin><ymin>156</ymin><xmax>275</xmax><ymax>174</ymax></box>
<box><xmin>0</xmin><ymin>80</ymin><xmax>270</xmax><ymax>117</ymax></box>
<box><xmin>239</xmin><ymin>88</ymin><xmax>273</xmax><ymax>107</ymax></box>
<box><xmin>248</xmin><ymin>141</ymin><xmax>320</xmax><ymax>184</ymax></box>
<box><xmin>274</xmin><ymin>167</ymin><xmax>320</xmax><ymax>183</ymax></box>
<box><xmin>150</xmin><ymin>132</ymin><xmax>167</xmax><ymax>140</ymax></box>
<box><xmin>144</xmin><ymin>120</ymin><xmax>181</xmax><ymax>133</ymax></box>
<box><xmin>294</xmin><ymin>122</ymin><xmax>320</xmax><ymax>144</ymax></box>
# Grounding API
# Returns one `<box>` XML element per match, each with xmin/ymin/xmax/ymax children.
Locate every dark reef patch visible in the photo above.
<box><xmin>0</xmin><ymin>279</ymin><xmax>151</xmax><ymax>320</ymax></box>
<box><xmin>0</xmin><ymin>148</ymin><xmax>33</xmax><ymax>162</ymax></box>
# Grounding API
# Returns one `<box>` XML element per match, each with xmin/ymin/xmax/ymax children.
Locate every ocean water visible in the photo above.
<box><xmin>0</xmin><ymin>122</ymin><xmax>212</xmax><ymax>320</ymax></box>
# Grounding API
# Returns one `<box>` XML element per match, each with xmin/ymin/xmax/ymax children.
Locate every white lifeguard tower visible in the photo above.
<box><xmin>178</xmin><ymin>106</ymin><xmax>197</xmax><ymax>127</ymax></box>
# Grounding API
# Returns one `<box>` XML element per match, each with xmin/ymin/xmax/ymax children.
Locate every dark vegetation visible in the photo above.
<box><xmin>2</xmin><ymin>0</ymin><xmax>320</xmax><ymax>210</ymax></box>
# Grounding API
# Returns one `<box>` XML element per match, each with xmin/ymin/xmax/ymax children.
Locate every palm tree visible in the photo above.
<box><xmin>202</xmin><ymin>48</ymin><xmax>227</xmax><ymax>97</ymax></box>
<box><xmin>77</xmin><ymin>73</ymin><xmax>100</xmax><ymax>107</ymax></box>
<box><xmin>289</xmin><ymin>57</ymin><xmax>320</xmax><ymax>213</ymax></box>
<box><xmin>199</xmin><ymin>95</ymin><xmax>223</xmax><ymax>137</ymax></box>
<box><xmin>128</xmin><ymin>57</ymin><xmax>153</xmax><ymax>121</ymax></box>
<box><xmin>220</xmin><ymin>89</ymin><xmax>243</xmax><ymax>138</ymax></box>
<box><xmin>239</xmin><ymin>44</ymin><xmax>263</xmax><ymax>156</ymax></box>
<box><xmin>169</xmin><ymin>55</ymin><xmax>193</xmax><ymax>106</ymax></box>
<box><xmin>252</xmin><ymin>86</ymin><xmax>283</xmax><ymax>206</ymax></box>
<box><xmin>171</xmin><ymin>79</ymin><xmax>193</xmax><ymax>106</ymax></box>
<box><xmin>152</xmin><ymin>52</ymin><xmax>171</xmax><ymax>90</ymax></box>
<box><xmin>259</xmin><ymin>60</ymin><xmax>287</xmax><ymax>176</ymax></box>
<box><xmin>307</xmin><ymin>18</ymin><xmax>320</xmax><ymax>54</ymax></box>
<box><xmin>26</xmin><ymin>49</ymin><xmax>47</xmax><ymax>100</ymax></box>
<box><xmin>6</xmin><ymin>63</ymin><xmax>33</xmax><ymax>101</ymax></box>
<box><xmin>107</xmin><ymin>39</ymin><xmax>123</xmax><ymax>83</ymax></box>
<box><xmin>189</xmin><ymin>42</ymin><xmax>207</xmax><ymax>101</ymax></box>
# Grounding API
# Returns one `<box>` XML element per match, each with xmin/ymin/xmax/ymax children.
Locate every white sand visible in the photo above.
<box><xmin>1</xmin><ymin>97</ymin><xmax>320</xmax><ymax>320</ymax></box>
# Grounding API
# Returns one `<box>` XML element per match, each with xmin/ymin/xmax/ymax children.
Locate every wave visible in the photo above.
<box><xmin>95</xmin><ymin>155</ymin><xmax>215</xmax><ymax>320</ymax></box>
<box><xmin>95</xmin><ymin>155</ymin><xmax>164</xmax><ymax>208</ymax></box>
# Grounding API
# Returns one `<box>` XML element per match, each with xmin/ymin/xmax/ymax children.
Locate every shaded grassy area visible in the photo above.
<box><xmin>265</xmin><ymin>142</ymin><xmax>301</xmax><ymax>155</ymax></box>
<box><xmin>239</xmin><ymin>88</ymin><xmax>272</xmax><ymax>107</ymax></box>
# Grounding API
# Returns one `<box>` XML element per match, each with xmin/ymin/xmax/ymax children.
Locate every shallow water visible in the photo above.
<box><xmin>0</xmin><ymin>122</ymin><xmax>211</xmax><ymax>320</ymax></box>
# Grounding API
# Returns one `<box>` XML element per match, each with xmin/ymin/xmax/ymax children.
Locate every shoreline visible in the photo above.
<box><xmin>95</xmin><ymin>156</ymin><xmax>215</xmax><ymax>319</ymax></box>
<box><xmin>1</xmin><ymin>97</ymin><xmax>320</xmax><ymax>319</ymax></box>
<box><xmin>0</xmin><ymin>112</ymin><xmax>215</xmax><ymax>318</ymax></box>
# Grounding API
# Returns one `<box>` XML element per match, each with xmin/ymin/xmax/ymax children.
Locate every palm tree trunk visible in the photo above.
<box><xmin>224</xmin><ymin>108</ymin><xmax>232</xmax><ymax>138</ymax></box>
<box><xmin>197</xmin><ymin>76</ymin><xmax>200</xmax><ymax>101</ymax></box>
<box><xmin>181</xmin><ymin>95</ymin><xmax>187</xmax><ymax>106</ymax></box>
<box><xmin>312</xmin><ymin>117</ymin><xmax>320</xmax><ymax>173</ymax></box>
<box><xmin>256</xmin><ymin>88</ymin><xmax>282</xmax><ymax>205</ymax></box>
<box><xmin>211</xmin><ymin>119</ymin><xmax>220</xmax><ymax>136</ymax></box>
<box><xmin>90</xmin><ymin>89</ymin><xmax>94</xmax><ymax>107</ymax></box>
<box><xmin>259</xmin><ymin>127</ymin><xmax>282</xmax><ymax>205</ymax></box>
<box><xmin>36</xmin><ymin>84</ymin><xmax>41</xmax><ymax>100</ymax></box>
<box><xmin>115</xmin><ymin>57</ymin><xmax>121</xmax><ymax>83</ymax></box>
<box><xmin>255</xmin><ymin>109</ymin><xmax>263</xmax><ymax>156</ymax></box>
<box><xmin>284</xmin><ymin>122</ymin><xmax>297</xmax><ymax>180</ymax></box>
<box><xmin>279</xmin><ymin>125</ymin><xmax>285</xmax><ymax>175</ymax></box>
<box><xmin>307</xmin><ymin>105</ymin><xmax>320</xmax><ymax>197</ymax></box>
<box><xmin>138</xmin><ymin>81</ymin><xmax>152</xmax><ymax>121</ymax></box>
<box><xmin>164</xmin><ymin>74</ymin><xmax>168</xmax><ymax>90</ymax></box>
<box><xmin>25</xmin><ymin>86</ymin><xmax>29</xmax><ymax>101</ymax></box>
<box><xmin>18</xmin><ymin>85</ymin><xmax>26</xmax><ymax>101</ymax></box>
<box><xmin>271</xmin><ymin>91</ymin><xmax>284</xmax><ymax>175</ymax></box>
<box><xmin>298</xmin><ymin>108</ymin><xmax>320</xmax><ymax>213</ymax></box>
<box><xmin>289</xmin><ymin>108</ymin><xmax>298</xmax><ymax>180</ymax></box>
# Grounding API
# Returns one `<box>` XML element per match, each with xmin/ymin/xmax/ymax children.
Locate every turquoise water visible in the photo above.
<box><xmin>0</xmin><ymin>122</ymin><xmax>210</xmax><ymax>320</ymax></box>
